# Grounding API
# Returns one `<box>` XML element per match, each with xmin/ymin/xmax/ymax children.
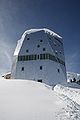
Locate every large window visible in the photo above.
<box><xmin>38</xmin><ymin>55</ymin><xmax>39</xmax><ymax>59</ymax></box>
<box><xmin>26</xmin><ymin>49</ymin><xmax>29</xmax><ymax>53</ymax></box>
<box><xmin>54</xmin><ymin>36</ymin><xmax>63</xmax><ymax>45</ymax></box>
<box><xmin>18</xmin><ymin>53</ymin><xmax>65</xmax><ymax>66</ymax></box>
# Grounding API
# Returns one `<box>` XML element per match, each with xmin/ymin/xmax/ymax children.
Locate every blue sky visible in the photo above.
<box><xmin>0</xmin><ymin>0</ymin><xmax>80</xmax><ymax>74</ymax></box>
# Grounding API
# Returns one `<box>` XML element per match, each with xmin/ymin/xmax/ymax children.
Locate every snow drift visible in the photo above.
<box><xmin>0</xmin><ymin>78</ymin><xmax>80</xmax><ymax>120</ymax></box>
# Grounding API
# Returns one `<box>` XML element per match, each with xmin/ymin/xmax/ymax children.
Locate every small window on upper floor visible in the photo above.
<box><xmin>43</xmin><ymin>48</ymin><xmax>46</xmax><ymax>51</ymax></box>
<box><xmin>37</xmin><ymin>55</ymin><xmax>39</xmax><ymax>59</ymax></box>
<box><xmin>27</xmin><ymin>38</ymin><xmax>30</xmax><ymax>40</ymax></box>
<box><xmin>37</xmin><ymin>45</ymin><xmax>40</xmax><ymax>48</ymax></box>
<box><xmin>26</xmin><ymin>49</ymin><xmax>29</xmax><ymax>53</ymax></box>
<box><xmin>40</xmin><ymin>40</ymin><xmax>43</xmax><ymax>42</ymax></box>
<box><xmin>21</xmin><ymin>67</ymin><xmax>24</xmax><ymax>71</ymax></box>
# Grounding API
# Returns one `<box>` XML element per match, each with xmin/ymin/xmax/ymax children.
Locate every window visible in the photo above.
<box><xmin>40</xmin><ymin>66</ymin><xmax>42</xmax><ymax>70</ymax></box>
<box><xmin>40</xmin><ymin>54</ymin><xmax>43</xmax><ymax>59</ymax></box>
<box><xmin>26</xmin><ymin>49</ymin><xmax>29</xmax><ymax>53</ymax></box>
<box><xmin>57</xmin><ymin>69</ymin><xmax>60</xmax><ymax>73</ymax></box>
<box><xmin>45</xmin><ymin>53</ymin><xmax>49</xmax><ymax>59</ymax></box>
<box><xmin>37</xmin><ymin>79</ymin><xmax>42</xmax><ymax>83</ymax></box>
<box><xmin>60</xmin><ymin>51</ymin><xmax>62</xmax><ymax>54</ymax></box>
<box><xmin>32</xmin><ymin>55</ymin><xmax>36</xmax><ymax>60</ymax></box>
<box><xmin>49</xmin><ymin>37</ymin><xmax>51</xmax><ymax>40</ymax></box>
<box><xmin>30</xmin><ymin>55</ymin><xmax>33</xmax><ymax>60</ymax></box>
<box><xmin>18</xmin><ymin>54</ymin><xmax>65</xmax><ymax>66</ymax></box>
<box><xmin>54</xmin><ymin>36</ymin><xmax>63</xmax><ymax>45</ymax></box>
<box><xmin>40</xmin><ymin>40</ymin><xmax>43</xmax><ymax>42</ymax></box>
<box><xmin>55</xmin><ymin>50</ymin><xmax>58</xmax><ymax>54</ymax></box>
<box><xmin>27</xmin><ymin>38</ymin><xmax>29</xmax><ymax>40</ymax></box>
<box><xmin>25</xmin><ymin>56</ymin><xmax>28</xmax><ymax>61</ymax></box>
<box><xmin>37</xmin><ymin>45</ymin><xmax>40</xmax><ymax>48</ymax></box>
<box><xmin>40</xmin><ymin>54</ymin><xmax>45</xmax><ymax>59</ymax></box>
<box><xmin>21</xmin><ymin>67</ymin><xmax>24</xmax><ymax>71</ymax></box>
<box><xmin>37</xmin><ymin>55</ymin><xmax>39</xmax><ymax>59</ymax></box>
<box><xmin>21</xmin><ymin>56</ymin><xmax>25</xmax><ymax>61</ymax></box>
<box><xmin>43</xmin><ymin>48</ymin><xmax>46</xmax><ymax>51</ymax></box>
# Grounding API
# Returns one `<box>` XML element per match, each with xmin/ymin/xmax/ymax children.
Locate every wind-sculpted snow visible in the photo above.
<box><xmin>54</xmin><ymin>83</ymin><xmax>80</xmax><ymax>119</ymax></box>
<box><xmin>0</xmin><ymin>78</ymin><xmax>80</xmax><ymax>120</ymax></box>
<box><xmin>54</xmin><ymin>83</ymin><xmax>80</xmax><ymax>105</ymax></box>
<box><xmin>55</xmin><ymin>93</ymin><xmax>80</xmax><ymax>120</ymax></box>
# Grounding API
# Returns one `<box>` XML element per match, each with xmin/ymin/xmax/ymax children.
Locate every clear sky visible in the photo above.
<box><xmin>0</xmin><ymin>0</ymin><xmax>80</xmax><ymax>74</ymax></box>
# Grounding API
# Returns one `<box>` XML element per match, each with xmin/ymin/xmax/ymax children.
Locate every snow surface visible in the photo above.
<box><xmin>0</xmin><ymin>78</ymin><xmax>80</xmax><ymax>120</ymax></box>
<box><xmin>54</xmin><ymin>83</ymin><xmax>80</xmax><ymax>105</ymax></box>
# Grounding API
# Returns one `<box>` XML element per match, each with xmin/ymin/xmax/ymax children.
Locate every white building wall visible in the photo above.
<box><xmin>11</xmin><ymin>29</ymin><xmax>67</xmax><ymax>85</ymax></box>
<box><xmin>15</xmin><ymin>60</ymin><xmax>66</xmax><ymax>85</ymax></box>
<box><xmin>19</xmin><ymin>31</ymin><xmax>53</xmax><ymax>55</ymax></box>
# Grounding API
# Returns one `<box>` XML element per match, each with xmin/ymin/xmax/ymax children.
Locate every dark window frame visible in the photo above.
<box><xmin>37</xmin><ymin>45</ymin><xmax>40</xmax><ymax>48</ymax></box>
<box><xmin>21</xmin><ymin>67</ymin><xmax>24</xmax><ymax>71</ymax></box>
<box><xmin>40</xmin><ymin>66</ymin><xmax>42</xmax><ymax>70</ymax></box>
<box><xmin>43</xmin><ymin>48</ymin><xmax>46</xmax><ymax>51</ymax></box>
<box><xmin>57</xmin><ymin>69</ymin><xmax>60</xmax><ymax>73</ymax></box>
<box><xmin>40</xmin><ymin>40</ymin><xmax>43</xmax><ymax>42</ymax></box>
<box><xmin>26</xmin><ymin>49</ymin><xmax>29</xmax><ymax>53</ymax></box>
<box><xmin>27</xmin><ymin>38</ymin><xmax>30</xmax><ymax>40</ymax></box>
<box><xmin>37</xmin><ymin>79</ymin><xmax>42</xmax><ymax>83</ymax></box>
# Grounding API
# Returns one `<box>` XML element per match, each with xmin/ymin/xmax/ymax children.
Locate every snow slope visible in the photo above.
<box><xmin>54</xmin><ymin>83</ymin><xmax>80</xmax><ymax>105</ymax></box>
<box><xmin>0</xmin><ymin>78</ymin><xmax>80</xmax><ymax>120</ymax></box>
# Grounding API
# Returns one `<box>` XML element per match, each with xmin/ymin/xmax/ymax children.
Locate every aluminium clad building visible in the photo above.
<box><xmin>11</xmin><ymin>28</ymin><xmax>67</xmax><ymax>85</ymax></box>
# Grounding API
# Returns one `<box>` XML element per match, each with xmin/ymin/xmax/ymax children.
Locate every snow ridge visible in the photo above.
<box><xmin>54</xmin><ymin>84</ymin><xmax>80</xmax><ymax>104</ymax></box>
<box><xmin>54</xmin><ymin>84</ymin><xmax>80</xmax><ymax>119</ymax></box>
<box><xmin>22</xmin><ymin>28</ymin><xmax>62</xmax><ymax>39</ymax></box>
